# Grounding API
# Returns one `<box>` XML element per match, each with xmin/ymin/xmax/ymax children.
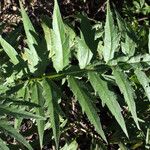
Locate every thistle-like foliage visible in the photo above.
<box><xmin>0</xmin><ymin>0</ymin><xmax>149</xmax><ymax>149</ymax></box>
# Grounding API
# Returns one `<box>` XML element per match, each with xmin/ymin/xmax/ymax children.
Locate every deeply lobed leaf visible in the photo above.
<box><xmin>68</xmin><ymin>76</ymin><xmax>107</xmax><ymax>142</ymax></box>
<box><xmin>113</xmin><ymin>66</ymin><xmax>140</xmax><ymax>129</ymax></box>
<box><xmin>88</xmin><ymin>72</ymin><xmax>128</xmax><ymax>137</ymax></box>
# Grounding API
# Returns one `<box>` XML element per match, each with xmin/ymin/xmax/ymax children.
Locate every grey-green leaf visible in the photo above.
<box><xmin>0</xmin><ymin>121</ymin><xmax>33</xmax><ymax>150</ymax></box>
<box><xmin>76</xmin><ymin>31</ymin><xmax>93</xmax><ymax>69</ymax></box>
<box><xmin>135</xmin><ymin>68</ymin><xmax>150</xmax><ymax>102</ymax></box>
<box><xmin>113</xmin><ymin>66</ymin><xmax>140</xmax><ymax>129</ymax></box>
<box><xmin>103</xmin><ymin>0</ymin><xmax>120</xmax><ymax>63</ymax></box>
<box><xmin>68</xmin><ymin>76</ymin><xmax>107</xmax><ymax>142</ymax></box>
<box><xmin>0</xmin><ymin>36</ymin><xmax>19</xmax><ymax>65</ymax></box>
<box><xmin>42</xmin><ymin>79</ymin><xmax>60</xmax><ymax>149</ymax></box>
<box><xmin>52</xmin><ymin>0</ymin><xmax>70</xmax><ymax>72</ymax></box>
<box><xmin>88</xmin><ymin>72</ymin><xmax>128</xmax><ymax>137</ymax></box>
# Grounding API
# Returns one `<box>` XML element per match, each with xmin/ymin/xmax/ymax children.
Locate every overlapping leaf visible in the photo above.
<box><xmin>88</xmin><ymin>72</ymin><xmax>128</xmax><ymax>137</ymax></box>
<box><xmin>113</xmin><ymin>66</ymin><xmax>140</xmax><ymax>129</ymax></box>
<box><xmin>68</xmin><ymin>76</ymin><xmax>107</xmax><ymax>142</ymax></box>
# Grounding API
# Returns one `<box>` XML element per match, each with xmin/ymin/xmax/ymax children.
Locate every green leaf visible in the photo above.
<box><xmin>60</xmin><ymin>140</ymin><xmax>78</xmax><ymax>150</ymax></box>
<box><xmin>118</xmin><ymin>143</ymin><xmax>128</xmax><ymax>150</ymax></box>
<box><xmin>0</xmin><ymin>121</ymin><xmax>33</xmax><ymax>150</ymax></box>
<box><xmin>65</xmin><ymin>24</ymin><xmax>76</xmax><ymax>49</ymax></box>
<box><xmin>76</xmin><ymin>31</ymin><xmax>93</xmax><ymax>69</ymax></box>
<box><xmin>121</xmin><ymin>33</ymin><xmax>136</xmax><ymax>57</ymax></box>
<box><xmin>128</xmin><ymin>54</ymin><xmax>150</xmax><ymax>65</ymax></box>
<box><xmin>0</xmin><ymin>36</ymin><xmax>19</xmax><ymax>65</ymax></box>
<box><xmin>6</xmin><ymin>83</ymin><xmax>24</xmax><ymax>96</ymax></box>
<box><xmin>4</xmin><ymin>25</ymin><xmax>22</xmax><ymax>47</ymax></box>
<box><xmin>14</xmin><ymin>118</ymin><xmax>23</xmax><ymax>131</ymax></box>
<box><xmin>115</xmin><ymin>9</ymin><xmax>137</xmax><ymax>57</ymax></box>
<box><xmin>19</xmin><ymin>0</ymin><xmax>39</xmax><ymax>71</ymax></box>
<box><xmin>148</xmin><ymin>29</ymin><xmax>150</xmax><ymax>54</ymax></box>
<box><xmin>80</xmin><ymin>15</ymin><xmax>98</xmax><ymax>55</ymax></box>
<box><xmin>52</xmin><ymin>0</ymin><xmax>70</xmax><ymax>72</ymax></box>
<box><xmin>115</xmin><ymin>8</ymin><xmax>126</xmax><ymax>34</ymax></box>
<box><xmin>41</xmin><ymin>17</ymin><xmax>52</xmax><ymax>52</ymax></box>
<box><xmin>103</xmin><ymin>0</ymin><xmax>120</xmax><ymax>63</ymax></box>
<box><xmin>31</xmin><ymin>82</ymin><xmax>45</xmax><ymax>148</ymax></box>
<box><xmin>68</xmin><ymin>76</ymin><xmax>107</xmax><ymax>142</ymax></box>
<box><xmin>2</xmin><ymin>98</ymin><xmax>41</xmax><ymax>107</ymax></box>
<box><xmin>108</xmin><ymin>56</ymin><xmax>128</xmax><ymax>66</ymax></box>
<box><xmin>134</xmin><ymin>68</ymin><xmax>150</xmax><ymax>102</ymax></box>
<box><xmin>0</xmin><ymin>105</ymin><xmax>44</xmax><ymax>120</ymax></box>
<box><xmin>42</xmin><ymin>79</ymin><xmax>60</xmax><ymax>149</ymax></box>
<box><xmin>88</xmin><ymin>72</ymin><xmax>128</xmax><ymax>137</ymax></box>
<box><xmin>113</xmin><ymin>66</ymin><xmax>140</xmax><ymax>129</ymax></box>
<box><xmin>0</xmin><ymin>138</ymin><xmax>9</xmax><ymax>150</ymax></box>
<box><xmin>41</xmin><ymin>16</ymin><xmax>54</xmax><ymax>58</ymax></box>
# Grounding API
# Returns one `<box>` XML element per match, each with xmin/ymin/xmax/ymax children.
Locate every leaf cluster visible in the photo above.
<box><xmin>0</xmin><ymin>0</ymin><xmax>150</xmax><ymax>149</ymax></box>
